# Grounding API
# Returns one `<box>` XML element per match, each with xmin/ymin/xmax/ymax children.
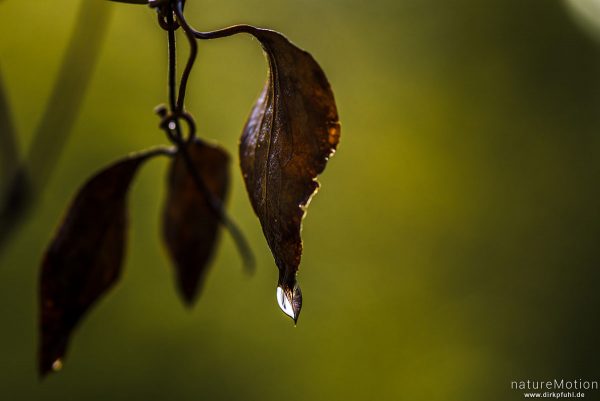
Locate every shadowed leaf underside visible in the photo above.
<box><xmin>39</xmin><ymin>148</ymin><xmax>165</xmax><ymax>376</ymax></box>
<box><xmin>162</xmin><ymin>139</ymin><xmax>230</xmax><ymax>305</ymax></box>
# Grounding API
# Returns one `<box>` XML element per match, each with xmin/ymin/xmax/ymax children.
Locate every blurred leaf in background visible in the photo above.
<box><xmin>1</xmin><ymin>0</ymin><xmax>600</xmax><ymax>400</ymax></box>
<box><xmin>0</xmin><ymin>0</ymin><xmax>112</xmax><ymax>253</ymax></box>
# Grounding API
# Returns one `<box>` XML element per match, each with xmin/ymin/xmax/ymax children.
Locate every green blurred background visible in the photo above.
<box><xmin>1</xmin><ymin>0</ymin><xmax>600</xmax><ymax>400</ymax></box>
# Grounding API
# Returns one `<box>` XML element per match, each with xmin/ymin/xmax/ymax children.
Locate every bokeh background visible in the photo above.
<box><xmin>1</xmin><ymin>0</ymin><xmax>600</xmax><ymax>400</ymax></box>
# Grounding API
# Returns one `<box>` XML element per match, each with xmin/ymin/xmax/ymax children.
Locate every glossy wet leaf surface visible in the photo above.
<box><xmin>162</xmin><ymin>139</ymin><xmax>230</xmax><ymax>306</ymax></box>
<box><xmin>239</xmin><ymin>29</ymin><xmax>340</xmax><ymax>321</ymax></box>
<box><xmin>38</xmin><ymin>149</ymin><xmax>165</xmax><ymax>376</ymax></box>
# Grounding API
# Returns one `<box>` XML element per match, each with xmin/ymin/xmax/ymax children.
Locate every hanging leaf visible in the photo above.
<box><xmin>39</xmin><ymin>148</ymin><xmax>168</xmax><ymax>377</ymax></box>
<box><xmin>239</xmin><ymin>29</ymin><xmax>341</xmax><ymax>323</ymax></box>
<box><xmin>162</xmin><ymin>139</ymin><xmax>230</xmax><ymax>306</ymax></box>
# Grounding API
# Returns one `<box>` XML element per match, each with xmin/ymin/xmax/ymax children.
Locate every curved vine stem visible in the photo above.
<box><xmin>173</xmin><ymin>1</ymin><xmax>197</xmax><ymax>114</ymax></box>
<box><xmin>174</xmin><ymin>8</ymin><xmax>259</xmax><ymax>41</ymax></box>
<box><xmin>161</xmin><ymin>0</ymin><xmax>255</xmax><ymax>272</ymax></box>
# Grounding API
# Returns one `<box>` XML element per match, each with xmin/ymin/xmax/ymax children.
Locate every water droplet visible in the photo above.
<box><xmin>276</xmin><ymin>286</ymin><xmax>295</xmax><ymax>320</ymax></box>
<box><xmin>52</xmin><ymin>359</ymin><xmax>63</xmax><ymax>372</ymax></box>
<box><xmin>328</xmin><ymin>125</ymin><xmax>340</xmax><ymax>146</ymax></box>
<box><xmin>168</xmin><ymin>121</ymin><xmax>177</xmax><ymax>130</ymax></box>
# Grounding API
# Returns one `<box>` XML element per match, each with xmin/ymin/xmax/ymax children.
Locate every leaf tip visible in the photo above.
<box><xmin>178</xmin><ymin>282</ymin><xmax>201</xmax><ymax>308</ymax></box>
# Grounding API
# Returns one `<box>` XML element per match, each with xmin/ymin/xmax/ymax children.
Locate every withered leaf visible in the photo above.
<box><xmin>162</xmin><ymin>139</ymin><xmax>230</xmax><ymax>306</ymax></box>
<box><xmin>239</xmin><ymin>29</ymin><xmax>341</xmax><ymax>323</ymax></box>
<box><xmin>39</xmin><ymin>148</ymin><xmax>167</xmax><ymax>377</ymax></box>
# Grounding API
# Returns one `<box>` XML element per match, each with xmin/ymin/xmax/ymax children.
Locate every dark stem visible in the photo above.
<box><xmin>174</xmin><ymin>135</ymin><xmax>255</xmax><ymax>271</ymax></box>
<box><xmin>167</xmin><ymin>20</ymin><xmax>178</xmax><ymax>115</ymax></box>
<box><xmin>165</xmin><ymin>6</ymin><xmax>185</xmax><ymax>145</ymax></box>
<box><xmin>162</xmin><ymin>1</ymin><xmax>255</xmax><ymax>271</ymax></box>
<box><xmin>186</xmin><ymin>23</ymin><xmax>261</xmax><ymax>41</ymax></box>
<box><xmin>174</xmin><ymin>0</ymin><xmax>197</xmax><ymax>114</ymax></box>
<box><xmin>170</xmin><ymin>0</ymin><xmax>262</xmax><ymax>41</ymax></box>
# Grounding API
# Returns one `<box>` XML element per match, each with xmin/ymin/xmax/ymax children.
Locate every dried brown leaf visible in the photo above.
<box><xmin>39</xmin><ymin>148</ymin><xmax>167</xmax><ymax>376</ymax></box>
<box><xmin>162</xmin><ymin>139</ymin><xmax>230</xmax><ymax>306</ymax></box>
<box><xmin>239</xmin><ymin>29</ymin><xmax>340</xmax><ymax>322</ymax></box>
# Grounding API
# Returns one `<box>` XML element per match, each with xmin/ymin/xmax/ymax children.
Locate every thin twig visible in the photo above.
<box><xmin>173</xmin><ymin>134</ymin><xmax>255</xmax><ymax>271</ymax></box>
<box><xmin>186</xmin><ymin>23</ymin><xmax>261</xmax><ymax>41</ymax></box>
<box><xmin>173</xmin><ymin>1</ymin><xmax>197</xmax><ymax>113</ymax></box>
<box><xmin>167</xmin><ymin>19</ymin><xmax>178</xmax><ymax>114</ymax></box>
<box><xmin>164</xmin><ymin>0</ymin><xmax>255</xmax><ymax>271</ymax></box>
